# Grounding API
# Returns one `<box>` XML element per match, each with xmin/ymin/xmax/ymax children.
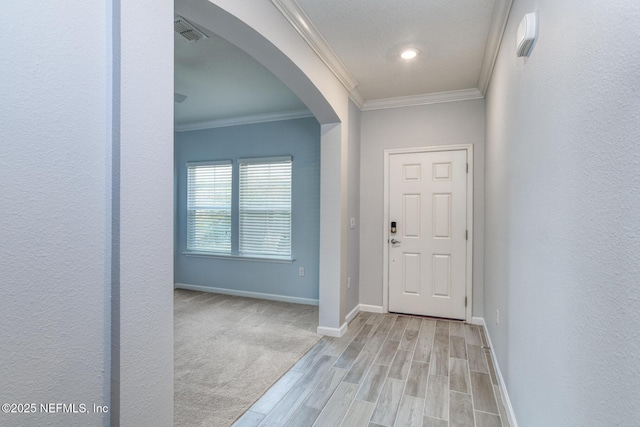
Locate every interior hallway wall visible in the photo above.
<box><xmin>347</xmin><ymin>100</ymin><xmax>362</xmax><ymax>314</ymax></box>
<box><xmin>0</xmin><ymin>2</ymin><xmax>111</xmax><ymax>426</ymax></box>
<box><xmin>0</xmin><ymin>0</ymin><xmax>175</xmax><ymax>425</ymax></box>
<box><xmin>484</xmin><ymin>1</ymin><xmax>640</xmax><ymax>424</ymax></box>
<box><xmin>359</xmin><ymin>99</ymin><xmax>486</xmax><ymax>317</ymax></box>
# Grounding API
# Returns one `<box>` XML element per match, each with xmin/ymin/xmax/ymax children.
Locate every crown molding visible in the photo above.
<box><xmin>478</xmin><ymin>0</ymin><xmax>514</xmax><ymax>94</ymax></box>
<box><xmin>271</xmin><ymin>0</ymin><xmax>358</xmax><ymax>92</ymax></box>
<box><xmin>271</xmin><ymin>0</ymin><xmax>507</xmax><ymax>110</ymax></box>
<box><xmin>174</xmin><ymin>109</ymin><xmax>313</xmax><ymax>132</ymax></box>
<box><xmin>349</xmin><ymin>88</ymin><xmax>365</xmax><ymax>110</ymax></box>
<box><xmin>362</xmin><ymin>88</ymin><xmax>484</xmax><ymax>111</ymax></box>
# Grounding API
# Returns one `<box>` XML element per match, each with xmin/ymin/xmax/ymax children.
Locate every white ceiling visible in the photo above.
<box><xmin>295</xmin><ymin>0</ymin><xmax>497</xmax><ymax>101</ymax></box>
<box><xmin>174</xmin><ymin>0</ymin><xmax>510</xmax><ymax>129</ymax></box>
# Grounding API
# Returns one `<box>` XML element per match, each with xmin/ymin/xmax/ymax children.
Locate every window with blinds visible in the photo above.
<box><xmin>239</xmin><ymin>157</ymin><xmax>292</xmax><ymax>258</ymax></box>
<box><xmin>186</xmin><ymin>161</ymin><xmax>232</xmax><ymax>253</ymax></box>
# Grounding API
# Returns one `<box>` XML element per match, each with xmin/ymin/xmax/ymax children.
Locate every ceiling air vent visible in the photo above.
<box><xmin>174</xmin><ymin>16</ymin><xmax>208</xmax><ymax>42</ymax></box>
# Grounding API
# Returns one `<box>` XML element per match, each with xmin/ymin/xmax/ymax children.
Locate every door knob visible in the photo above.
<box><xmin>390</xmin><ymin>238</ymin><xmax>401</xmax><ymax>244</ymax></box>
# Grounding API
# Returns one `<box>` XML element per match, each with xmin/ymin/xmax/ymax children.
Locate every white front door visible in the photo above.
<box><xmin>388</xmin><ymin>149</ymin><xmax>468</xmax><ymax>319</ymax></box>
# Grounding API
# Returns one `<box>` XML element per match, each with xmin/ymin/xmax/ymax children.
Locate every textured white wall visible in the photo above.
<box><xmin>0</xmin><ymin>1</ymin><xmax>175</xmax><ymax>425</ymax></box>
<box><xmin>484</xmin><ymin>1</ymin><xmax>640</xmax><ymax>425</ymax></box>
<box><xmin>359</xmin><ymin>100</ymin><xmax>486</xmax><ymax>316</ymax></box>
<box><xmin>118</xmin><ymin>0</ymin><xmax>175</xmax><ymax>425</ymax></box>
<box><xmin>0</xmin><ymin>2</ymin><xmax>110</xmax><ymax>426</ymax></box>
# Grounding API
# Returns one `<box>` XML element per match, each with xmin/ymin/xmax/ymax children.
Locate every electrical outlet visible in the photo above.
<box><xmin>298</xmin><ymin>267</ymin><xmax>304</xmax><ymax>277</ymax></box>
<box><xmin>350</xmin><ymin>218</ymin><xmax>356</xmax><ymax>229</ymax></box>
<box><xmin>347</xmin><ymin>277</ymin><xmax>351</xmax><ymax>289</ymax></box>
<box><xmin>496</xmin><ymin>309</ymin><xmax>500</xmax><ymax>327</ymax></box>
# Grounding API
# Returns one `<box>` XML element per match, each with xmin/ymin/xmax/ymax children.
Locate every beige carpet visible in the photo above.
<box><xmin>174</xmin><ymin>289</ymin><xmax>321</xmax><ymax>427</ymax></box>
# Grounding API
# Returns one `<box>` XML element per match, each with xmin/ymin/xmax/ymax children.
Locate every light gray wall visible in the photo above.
<box><xmin>347</xmin><ymin>100</ymin><xmax>362</xmax><ymax>314</ymax></box>
<box><xmin>174</xmin><ymin>118</ymin><xmax>321</xmax><ymax>301</ymax></box>
<box><xmin>0</xmin><ymin>1</ymin><xmax>174</xmax><ymax>426</ymax></box>
<box><xmin>359</xmin><ymin>99</ymin><xmax>486</xmax><ymax>316</ymax></box>
<box><xmin>484</xmin><ymin>1</ymin><xmax>640</xmax><ymax>425</ymax></box>
<box><xmin>118</xmin><ymin>0</ymin><xmax>174</xmax><ymax>424</ymax></box>
<box><xmin>0</xmin><ymin>2</ymin><xmax>110</xmax><ymax>426</ymax></box>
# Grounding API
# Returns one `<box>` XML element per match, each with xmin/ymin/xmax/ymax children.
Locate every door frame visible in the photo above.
<box><xmin>383</xmin><ymin>144</ymin><xmax>474</xmax><ymax>322</ymax></box>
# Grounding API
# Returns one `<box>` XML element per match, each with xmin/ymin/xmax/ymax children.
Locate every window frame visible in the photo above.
<box><xmin>185</xmin><ymin>160</ymin><xmax>233</xmax><ymax>255</ymax></box>
<box><xmin>183</xmin><ymin>157</ymin><xmax>294</xmax><ymax>263</ymax></box>
<box><xmin>238</xmin><ymin>156</ymin><xmax>293</xmax><ymax>260</ymax></box>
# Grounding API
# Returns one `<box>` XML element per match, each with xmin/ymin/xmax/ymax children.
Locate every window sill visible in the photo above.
<box><xmin>182</xmin><ymin>251</ymin><xmax>294</xmax><ymax>264</ymax></box>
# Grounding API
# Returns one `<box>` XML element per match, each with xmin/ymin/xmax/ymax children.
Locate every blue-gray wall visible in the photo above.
<box><xmin>175</xmin><ymin>117</ymin><xmax>321</xmax><ymax>302</ymax></box>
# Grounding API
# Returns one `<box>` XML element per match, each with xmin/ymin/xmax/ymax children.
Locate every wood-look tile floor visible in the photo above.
<box><xmin>232</xmin><ymin>312</ymin><xmax>510</xmax><ymax>427</ymax></box>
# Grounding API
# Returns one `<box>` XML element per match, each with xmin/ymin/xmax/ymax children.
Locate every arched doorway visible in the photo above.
<box><xmin>175</xmin><ymin>0</ymin><xmax>351</xmax><ymax>335</ymax></box>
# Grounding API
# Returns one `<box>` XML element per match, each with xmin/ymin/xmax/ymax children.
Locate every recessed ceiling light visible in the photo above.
<box><xmin>400</xmin><ymin>48</ymin><xmax>419</xmax><ymax>60</ymax></box>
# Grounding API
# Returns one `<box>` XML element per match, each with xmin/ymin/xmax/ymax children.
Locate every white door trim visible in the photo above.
<box><xmin>383</xmin><ymin>144</ymin><xmax>474</xmax><ymax>322</ymax></box>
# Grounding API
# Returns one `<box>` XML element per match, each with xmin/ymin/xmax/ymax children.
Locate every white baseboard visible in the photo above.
<box><xmin>175</xmin><ymin>283</ymin><xmax>319</xmax><ymax>306</ymax></box>
<box><xmin>317</xmin><ymin>322</ymin><xmax>348</xmax><ymax>337</ymax></box>
<box><xmin>474</xmin><ymin>317</ymin><xmax>519</xmax><ymax>427</ymax></box>
<box><xmin>359</xmin><ymin>304</ymin><xmax>385</xmax><ymax>313</ymax></box>
<box><xmin>345</xmin><ymin>305</ymin><xmax>360</xmax><ymax>323</ymax></box>
<box><xmin>471</xmin><ymin>316</ymin><xmax>485</xmax><ymax>326</ymax></box>
<box><xmin>319</xmin><ymin>305</ymin><xmax>361</xmax><ymax>337</ymax></box>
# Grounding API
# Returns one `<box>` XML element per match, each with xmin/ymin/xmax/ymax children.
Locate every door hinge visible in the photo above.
<box><xmin>465</xmin><ymin>296</ymin><xmax>468</xmax><ymax>307</ymax></box>
<box><xmin>465</xmin><ymin>230</ymin><xmax>468</xmax><ymax>240</ymax></box>
<box><xmin>466</xmin><ymin>163</ymin><xmax>469</xmax><ymax>173</ymax></box>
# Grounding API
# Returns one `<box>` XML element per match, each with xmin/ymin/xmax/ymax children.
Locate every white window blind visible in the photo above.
<box><xmin>239</xmin><ymin>157</ymin><xmax>292</xmax><ymax>258</ymax></box>
<box><xmin>187</xmin><ymin>161</ymin><xmax>232</xmax><ymax>253</ymax></box>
